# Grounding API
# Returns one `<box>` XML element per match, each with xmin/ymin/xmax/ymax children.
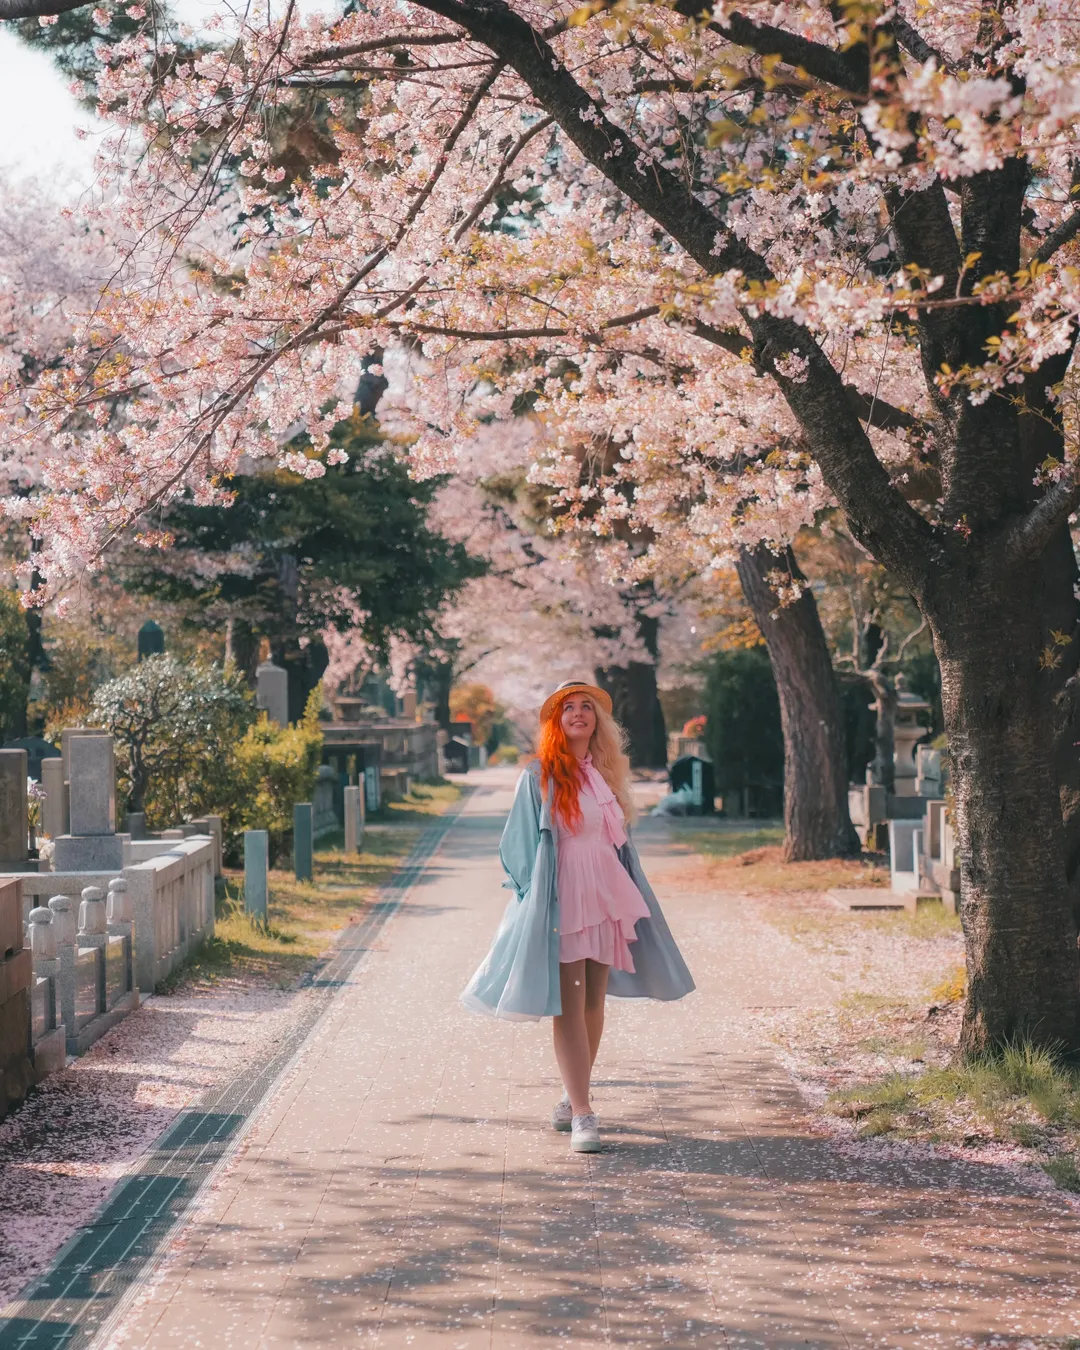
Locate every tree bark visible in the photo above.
<box><xmin>930</xmin><ymin>559</ymin><xmax>1080</xmax><ymax>1055</ymax></box>
<box><xmin>736</xmin><ymin>544</ymin><xmax>859</xmax><ymax>861</ymax></box>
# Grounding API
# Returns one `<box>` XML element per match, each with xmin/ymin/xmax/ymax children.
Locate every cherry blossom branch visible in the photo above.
<box><xmin>451</xmin><ymin>114</ymin><xmax>553</xmax><ymax>242</ymax></box>
<box><xmin>408</xmin><ymin>0</ymin><xmax>936</xmax><ymax>587</ymax></box>
<box><xmin>1004</xmin><ymin>479</ymin><xmax>1080</xmax><ymax>566</ymax></box>
<box><xmin>892</xmin><ymin>18</ymin><xmax>943</xmax><ymax>67</ymax></box>
<box><xmin>297</xmin><ymin>32</ymin><xmax>463</xmax><ymax>66</ymax></box>
<box><xmin>1036</xmin><ymin>209</ymin><xmax>1080</xmax><ymax>266</ymax></box>
<box><xmin>670</xmin><ymin>1</ymin><xmax>869</xmax><ymax>95</ymax></box>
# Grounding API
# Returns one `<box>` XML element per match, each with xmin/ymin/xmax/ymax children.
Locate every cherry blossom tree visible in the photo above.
<box><xmin>0</xmin><ymin>170</ymin><xmax>111</xmax><ymax>731</ymax></box>
<box><xmin>3</xmin><ymin>0</ymin><xmax>1080</xmax><ymax>1049</ymax></box>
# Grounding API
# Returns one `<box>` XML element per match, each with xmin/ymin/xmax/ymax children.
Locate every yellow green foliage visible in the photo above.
<box><xmin>234</xmin><ymin>688</ymin><xmax>323</xmax><ymax>860</ymax></box>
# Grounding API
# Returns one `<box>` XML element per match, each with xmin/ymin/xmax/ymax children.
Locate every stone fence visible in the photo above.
<box><xmin>15</xmin><ymin>835</ymin><xmax>215</xmax><ymax>1001</ymax></box>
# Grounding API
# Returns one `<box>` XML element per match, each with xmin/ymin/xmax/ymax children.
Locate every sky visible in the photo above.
<box><xmin>0</xmin><ymin>29</ymin><xmax>99</xmax><ymax>190</ymax></box>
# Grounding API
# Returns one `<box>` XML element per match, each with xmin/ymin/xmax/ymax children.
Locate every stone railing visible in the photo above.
<box><xmin>26</xmin><ymin>878</ymin><xmax>138</xmax><ymax>1057</ymax></box>
<box><xmin>124</xmin><ymin>837</ymin><xmax>215</xmax><ymax>991</ymax></box>
<box><xmin>16</xmin><ymin>835</ymin><xmax>215</xmax><ymax>997</ymax></box>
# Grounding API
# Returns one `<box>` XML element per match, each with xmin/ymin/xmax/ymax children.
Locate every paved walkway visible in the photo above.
<box><xmin>107</xmin><ymin>771</ymin><xmax>1080</xmax><ymax>1348</ymax></box>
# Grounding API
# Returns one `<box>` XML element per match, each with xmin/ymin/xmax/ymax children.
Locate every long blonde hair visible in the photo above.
<box><xmin>589</xmin><ymin>699</ymin><xmax>637</xmax><ymax>826</ymax></box>
<box><xmin>537</xmin><ymin>689</ymin><xmax>637</xmax><ymax>827</ymax></box>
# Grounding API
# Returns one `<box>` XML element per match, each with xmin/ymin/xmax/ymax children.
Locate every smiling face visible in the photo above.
<box><xmin>559</xmin><ymin>695</ymin><xmax>597</xmax><ymax>754</ymax></box>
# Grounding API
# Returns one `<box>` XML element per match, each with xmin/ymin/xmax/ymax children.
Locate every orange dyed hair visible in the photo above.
<box><xmin>536</xmin><ymin>691</ymin><xmax>585</xmax><ymax>830</ymax></box>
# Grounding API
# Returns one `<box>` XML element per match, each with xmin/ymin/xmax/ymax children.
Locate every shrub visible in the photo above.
<box><xmin>233</xmin><ymin>688</ymin><xmax>324</xmax><ymax>862</ymax></box>
<box><xmin>702</xmin><ymin>647</ymin><xmax>784</xmax><ymax>816</ymax></box>
<box><xmin>92</xmin><ymin>655</ymin><xmax>255</xmax><ymax>826</ymax></box>
<box><xmin>0</xmin><ymin>587</ymin><xmax>30</xmax><ymax>740</ymax></box>
<box><xmin>489</xmin><ymin>743</ymin><xmax>521</xmax><ymax>766</ymax></box>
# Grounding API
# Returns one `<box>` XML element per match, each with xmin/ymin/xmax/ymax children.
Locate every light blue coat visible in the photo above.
<box><xmin>460</xmin><ymin>762</ymin><xmax>695</xmax><ymax>1020</ymax></box>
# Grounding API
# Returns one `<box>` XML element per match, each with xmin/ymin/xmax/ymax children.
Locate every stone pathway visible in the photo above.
<box><xmin>101</xmin><ymin>769</ymin><xmax>1080</xmax><ymax>1348</ymax></box>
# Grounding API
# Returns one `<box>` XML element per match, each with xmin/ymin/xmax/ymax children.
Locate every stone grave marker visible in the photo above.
<box><xmin>244</xmin><ymin>830</ymin><xmax>269</xmax><ymax>924</ymax></box>
<box><xmin>0</xmin><ymin>749</ymin><xmax>28</xmax><ymax>870</ymax></box>
<box><xmin>53</xmin><ymin>734</ymin><xmax>129</xmax><ymax>872</ymax></box>
<box><xmin>294</xmin><ymin>803</ymin><xmax>313</xmax><ymax>883</ymax></box>
<box><xmin>344</xmin><ymin>784</ymin><xmax>364</xmax><ymax>854</ymax></box>
<box><xmin>256</xmin><ymin>660</ymin><xmax>288</xmax><ymax>727</ymax></box>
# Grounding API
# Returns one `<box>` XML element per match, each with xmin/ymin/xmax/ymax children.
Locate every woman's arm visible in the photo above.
<box><xmin>498</xmin><ymin>766</ymin><xmax>542</xmax><ymax>899</ymax></box>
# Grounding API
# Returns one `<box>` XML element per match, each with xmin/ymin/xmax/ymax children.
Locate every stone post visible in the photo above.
<box><xmin>28</xmin><ymin>908</ymin><xmax>58</xmax><ymax>1032</ymax></box>
<box><xmin>343</xmin><ymin>785</ymin><xmax>363</xmax><ymax>855</ymax></box>
<box><xmin>0</xmin><ymin>749</ymin><xmax>29</xmax><ymax>870</ymax></box>
<box><xmin>294</xmin><ymin>803</ymin><xmax>313</xmax><ymax>883</ymax></box>
<box><xmin>40</xmin><ymin>755</ymin><xmax>67</xmax><ymax>840</ymax></box>
<box><xmin>244</xmin><ymin>830</ymin><xmax>269</xmax><ymax>924</ymax></box>
<box><xmin>256</xmin><ymin>660</ymin><xmax>289</xmax><ymax>727</ymax></box>
<box><xmin>106</xmin><ymin>878</ymin><xmax>134</xmax><ymax>998</ymax></box>
<box><xmin>79</xmin><ymin>886</ymin><xmax>108</xmax><ymax>1023</ymax></box>
<box><xmin>49</xmin><ymin>895</ymin><xmax>76</xmax><ymax>1044</ymax></box>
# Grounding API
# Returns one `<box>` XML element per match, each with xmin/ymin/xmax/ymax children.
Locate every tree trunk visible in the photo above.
<box><xmin>224</xmin><ymin>616</ymin><xmax>261</xmax><ymax>685</ymax></box>
<box><xmin>594</xmin><ymin>610</ymin><xmax>667</xmax><ymax>768</ymax></box>
<box><xmin>867</xmin><ymin>669</ymin><xmax>897</xmax><ymax>793</ymax></box>
<box><xmin>930</xmin><ymin>560</ymin><xmax>1080</xmax><ymax>1055</ymax></box>
<box><xmin>736</xmin><ymin>544</ymin><xmax>859</xmax><ymax>861</ymax></box>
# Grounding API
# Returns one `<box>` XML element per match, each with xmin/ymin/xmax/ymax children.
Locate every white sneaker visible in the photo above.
<box><xmin>551</xmin><ymin>1095</ymin><xmax>573</xmax><ymax>1132</ymax></box>
<box><xmin>571</xmin><ymin>1113</ymin><xmax>602</xmax><ymax>1153</ymax></box>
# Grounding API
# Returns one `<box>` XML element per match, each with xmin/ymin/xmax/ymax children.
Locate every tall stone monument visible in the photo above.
<box><xmin>40</xmin><ymin>755</ymin><xmax>68</xmax><ymax>839</ymax></box>
<box><xmin>53</xmin><ymin>734</ymin><xmax>130</xmax><ymax>872</ymax></box>
<box><xmin>0</xmin><ymin>750</ymin><xmax>29</xmax><ymax>872</ymax></box>
<box><xmin>256</xmin><ymin>660</ymin><xmax>289</xmax><ymax>727</ymax></box>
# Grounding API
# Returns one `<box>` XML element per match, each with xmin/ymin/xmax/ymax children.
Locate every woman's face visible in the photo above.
<box><xmin>560</xmin><ymin>696</ymin><xmax>597</xmax><ymax>747</ymax></box>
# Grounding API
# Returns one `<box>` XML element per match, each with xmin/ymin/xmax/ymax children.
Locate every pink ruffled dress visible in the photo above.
<box><xmin>555</xmin><ymin>756</ymin><xmax>651</xmax><ymax>971</ymax></box>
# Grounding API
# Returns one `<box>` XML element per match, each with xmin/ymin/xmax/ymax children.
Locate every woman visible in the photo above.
<box><xmin>461</xmin><ymin>680</ymin><xmax>694</xmax><ymax>1153</ymax></box>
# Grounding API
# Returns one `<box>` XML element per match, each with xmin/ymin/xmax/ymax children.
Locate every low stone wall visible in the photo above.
<box><xmin>0</xmin><ymin>878</ymin><xmax>34</xmax><ymax>1120</ymax></box>
<box><xmin>124</xmin><ymin>837</ymin><xmax>215</xmax><ymax>992</ymax></box>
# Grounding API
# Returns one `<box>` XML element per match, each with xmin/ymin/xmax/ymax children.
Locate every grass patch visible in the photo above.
<box><xmin>1043</xmin><ymin>1155</ymin><xmax>1080</xmax><ymax>1192</ymax></box>
<box><xmin>157</xmin><ymin>782</ymin><xmax>462</xmax><ymax>992</ymax></box>
<box><xmin>826</xmin><ymin>1039</ymin><xmax>1080</xmax><ymax>1184</ymax></box>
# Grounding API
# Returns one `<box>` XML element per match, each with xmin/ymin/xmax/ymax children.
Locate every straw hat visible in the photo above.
<box><xmin>539</xmin><ymin>679</ymin><xmax>613</xmax><ymax>723</ymax></box>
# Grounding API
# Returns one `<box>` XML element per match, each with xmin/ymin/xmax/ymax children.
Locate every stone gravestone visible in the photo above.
<box><xmin>244</xmin><ymin>830</ymin><xmax>268</xmax><ymax>924</ymax></box>
<box><xmin>344</xmin><ymin>785</ymin><xmax>364</xmax><ymax>855</ymax></box>
<box><xmin>137</xmin><ymin>619</ymin><xmax>165</xmax><ymax>661</ymax></box>
<box><xmin>40</xmin><ymin>756</ymin><xmax>67</xmax><ymax>840</ymax></box>
<box><xmin>0</xmin><ymin>750</ymin><xmax>29</xmax><ymax>871</ymax></box>
<box><xmin>53</xmin><ymin>735</ymin><xmax>130</xmax><ymax>872</ymax></box>
<box><xmin>915</xmin><ymin>745</ymin><xmax>943</xmax><ymax>798</ymax></box>
<box><xmin>256</xmin><ymin>660</ymin><xmax>288</xmax><ymax>727</ymax></box>
<box><xmin>293</xmin><ymin>803</ymin><xmax>313</xmax><ymax>883</ymax></box>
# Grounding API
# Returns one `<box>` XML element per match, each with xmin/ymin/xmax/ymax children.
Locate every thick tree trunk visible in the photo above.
<box><xmin>595</xmin><ymin>610</ymin><xmax>667</xmax><ymax>768</ymax></box>
<box><xmin>594</xmin><ymin>658</ymin><xmax>667</xmax><ymax>768</ymax></box>
<box><xmin>931</xmin><ymin>561</ymin><xmax>1080</xmax><ymax>1055</ymax></box>
<box><xmin>736</xmin><ymin>544</ymin><xmax>859</xmax><ymax>861</ymax></box>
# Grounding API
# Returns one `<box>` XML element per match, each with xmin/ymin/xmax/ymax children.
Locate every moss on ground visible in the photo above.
<box><xmin>157</xmin><ymin>782</ymin><xmax>462</xmax><ymax>992</ymax></box>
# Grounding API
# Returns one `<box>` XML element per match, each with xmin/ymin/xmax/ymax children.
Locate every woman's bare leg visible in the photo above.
<box><xmin>553</xmin><ymin>960</ymin><xmax>591</xmax><ymax>1114</ymax></box>
<box><xmin>584</xmin><ymin>960</ymin><xmax>610</xmax><ymax>1068</ymax></box>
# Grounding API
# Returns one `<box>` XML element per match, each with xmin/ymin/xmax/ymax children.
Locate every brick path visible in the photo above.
<box><xmin>106</xmin><ymin>770</ymin><xmax>1080</xmax><ymax>1349</ymax></box>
